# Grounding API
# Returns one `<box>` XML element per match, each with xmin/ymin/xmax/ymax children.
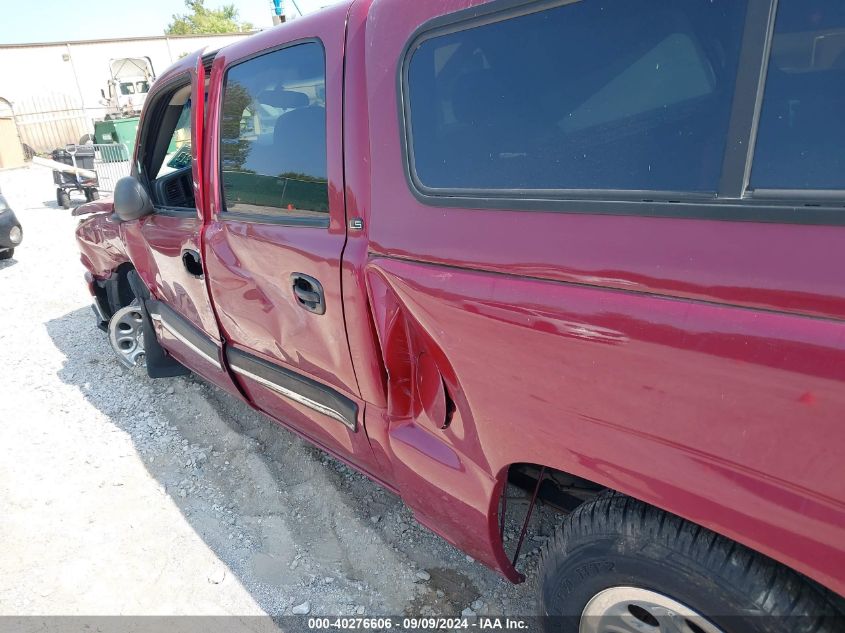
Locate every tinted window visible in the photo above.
<box><xmin>406</xmin><ymin>0</ymin><xmax>747</xmax><ymax>193</ymax></box>
<box><xmin>751</xmin><ymin>0</ymin><xmax>845</xmax><ymax>190</ymax></box>
<box><xmin>220</xmin><ymin>42</ymin><xmax>328</xmax><ymax>217</ymax></box>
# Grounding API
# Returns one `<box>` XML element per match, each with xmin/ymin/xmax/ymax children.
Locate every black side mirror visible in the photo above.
<box><xmin>113</xmin><ymin>176</ymin><xmax>153</xmax><ymax>222</ymax></box>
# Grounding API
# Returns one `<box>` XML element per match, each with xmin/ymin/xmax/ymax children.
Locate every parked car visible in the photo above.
<box><xmin>72</xmin><ymin>0</ymin><xmax>845</xmax><ymax>629</ymax></box>
<box><xmin>0</xmin><ymin>186</ymin><xmax>22</xmax><ymax>259</ymax></box>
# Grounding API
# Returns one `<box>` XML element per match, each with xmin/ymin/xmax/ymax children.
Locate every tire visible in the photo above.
<box><xmin>55</xmin><ymin>188</ymin><xmax>63</xmax><ymax>206</ymax></box>
<box><xmin>539</xmin><ymin>492</ymin><xmax>844</xmax><ymax>633</ymax></box>
<box><xmin>59</xmin><ymin>190</ymin><xmax>71</xmax><ymax>209</ymax></box>
<box><xmin>0</xmin><ymin>248</ymin><xmax>13</xmax><ymax>260</ymax></box>
<box><xmin>89</xmin><ymin>188</ymin><xmax>100</xmax><ymax>201</ymax></box>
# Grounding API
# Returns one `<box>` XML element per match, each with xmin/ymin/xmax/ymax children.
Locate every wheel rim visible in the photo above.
<box><xmin>579</xmin><ymin>586</ymin><xmax>725</xmax><ymax>633</ymax></box>
<box><xmin>108</xmin><ymin>303</ymin><xmax>146</xmax><ymax>368</ymax></box>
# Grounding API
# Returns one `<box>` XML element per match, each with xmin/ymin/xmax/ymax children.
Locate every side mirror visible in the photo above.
<box><xmin>113</xmin><ymin>176</ymin><xmax>153</xmax><ymax>222</ymax></box>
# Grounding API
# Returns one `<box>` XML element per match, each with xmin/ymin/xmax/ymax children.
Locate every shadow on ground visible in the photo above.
<box><xmin>44</xmin><ymin>306</ymin><xmax>530</xmax><ymax>617</ymax></box>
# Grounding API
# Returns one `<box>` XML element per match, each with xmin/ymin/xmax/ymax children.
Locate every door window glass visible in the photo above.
<box><xmin>751</xmin><ymin>0</ymin><xmax>845</xmax><ymax>190</ymax></box>
<box><xmin>219</xmin><ymin>42</ymin><xmax>328</xmax><ymax>217</ymax></box>
<box><xmin>405</xmin><ymin>0</ymin><xmax>747</xmax><ymax>193</ymax></box>
<box><xmin>156</xmin><ymin>99</ymin><xmax>192</xmax><ymax>179</ymax></box>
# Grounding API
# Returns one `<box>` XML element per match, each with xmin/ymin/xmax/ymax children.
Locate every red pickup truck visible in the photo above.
<box><xmin>74</xmin><ymin>0</ymin><xmax>845</xmax><ymax>629</ymax></box>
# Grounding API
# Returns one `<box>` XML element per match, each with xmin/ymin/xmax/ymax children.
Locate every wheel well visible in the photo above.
<box><xmin>506</xmin><ymin>463</ymin><xmax>606</xmax><ymax>514</ymax></box>
<box><xmin>97</xmin><ymin>263</ymin><xmax>137</xmax><ymax>319</ymax></box>
<box><xmin>497</xmin><ymin>463</ymin><xmax>606</xmax><ymax>573</ymax></box>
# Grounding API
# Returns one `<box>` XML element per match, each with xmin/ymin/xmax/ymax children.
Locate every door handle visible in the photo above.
<box><xmin>291</xmin><ymin>273</ymin><xmax>326</xmax><ymax>315</ymax></box>
<box><xmin>182</xmin><ymin>249</ymin><xmax>203</xmax><ymax>278</ymax></box>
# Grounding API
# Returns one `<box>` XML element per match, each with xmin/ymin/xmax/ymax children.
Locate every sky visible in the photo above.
<box><xmin>0</xmin><ymin>0</ymin><xmax>339</xmax><ymax>45</ymax></box>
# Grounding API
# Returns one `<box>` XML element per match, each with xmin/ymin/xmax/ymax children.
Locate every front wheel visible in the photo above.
<box><xmin>539</xmin><ymin>492</ymin><xmax>843</xmax><ymax>633</ymax></box>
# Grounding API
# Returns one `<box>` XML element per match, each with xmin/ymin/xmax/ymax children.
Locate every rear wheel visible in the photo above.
<box><xmin>539</xmin><ymin>492</ymin><xmax>843</xmax><ymax>633</ymax></box>
<box><xmin>58</xmin><ymin>189</ymin><xmax>71</xmax><ymax>209</ymax></box>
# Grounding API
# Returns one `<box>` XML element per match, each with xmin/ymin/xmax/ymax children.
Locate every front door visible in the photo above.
<box><xmin>122</xmin><ymin>60</ymin><xmax>237</xmax><ymax>394</ymax></box>
<box><xmin>203</xmin><ymin>13</ymin><xmax>378</xmax><ymax>473</ymax></box>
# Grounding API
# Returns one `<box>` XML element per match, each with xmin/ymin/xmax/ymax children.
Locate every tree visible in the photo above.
<box><xmin>166</xmin><ymin>0</ymin><xmax>253</xmax><ymax>35</ymax></box>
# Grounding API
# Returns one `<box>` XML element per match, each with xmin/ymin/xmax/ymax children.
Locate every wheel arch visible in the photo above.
<box><xmin>492</xmin><ymin>458</ymin><xmax>845</xmax><ymax>599</ymax></box>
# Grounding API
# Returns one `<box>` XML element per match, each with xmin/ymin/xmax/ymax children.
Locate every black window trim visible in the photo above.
<box><xmin>216</xmin><ymin>36</ymin><xmax>331</xmax><ymax>229</ymax></box>
<box><xmin>134</xmin><ymin>72</ymin><xmax>199</xmax><ymax>215</ymax></box>
<box><xmin>398</xmin><ymin>0</ymin><xmax>845</xmax><ymax>225</ymax></box>
<box><xmin>134</xmin><ymin>72</ymin><xmax>190</xmax><ymax>182</ymax></box>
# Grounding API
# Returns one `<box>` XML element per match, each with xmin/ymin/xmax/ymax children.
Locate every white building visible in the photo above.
<box><xmin>0</xmin><ymin>32</ymin><xmax>253</xmax><ymax>155</ymax></box>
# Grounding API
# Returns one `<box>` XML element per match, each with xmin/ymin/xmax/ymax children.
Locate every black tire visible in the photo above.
<box><xmin>55</xmin><ymin>188</ymin><xmax>63</xmax><ymax>206</ymax></box>
<box><xmin>59</xmin><ymin>190</ymin><xmax>71</xmax><ymax>209</ymax></box>
<box><xmin>539</xmin><ymin>492</ymin><xmax>844</xmax><ymax>633</ymax></box>
<box><xmin>89</xmin><ymin>188</ymin><xmax>100</xmax><ymax>201</ymax></box>
<box><xmin>0</xmin><ymin>248</ymin><xmax>13</xmax><ymax>260</ymax></box>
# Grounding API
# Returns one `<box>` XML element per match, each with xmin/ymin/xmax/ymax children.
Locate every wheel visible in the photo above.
<box><xmin>539</xmin><ymin>492</ymin><xmax>844</xmax><ymax>633</ymax></box>
<box><xmin>0</xmin><ymin>248</ymin><xmax>13</xmax><ymax>260</ymax></box>
<box><xmin>89</xmin><ymin>188</ymin><xmax>99</xmax><ymax>201</ymax></box>
<box><xmin>59</xmin><ymin>189</ymin><xmax>71</xmax><ymax>209</ymax></box>
<box><xmin>55</xmin><ymin>188</ymin><xmax>63</xmax><ymax>206</ymax></box>
<box><xmin>108</xmin><ymin>302</ymin><xmax>146</xmax><ymax>368</ymax></box>
<box><xmin>78</xmin><ymin>133</ymin><xmax>94</xmax><ymax>145</ymax></box>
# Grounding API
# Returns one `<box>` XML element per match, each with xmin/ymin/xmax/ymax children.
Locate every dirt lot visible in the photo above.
<box><xmin>0</xmin><ymin>167</ymin><xmax>556</xmax><ymax>619</ymax></box>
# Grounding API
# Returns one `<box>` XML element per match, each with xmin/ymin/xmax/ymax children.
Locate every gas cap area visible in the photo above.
<box><xmin>414</xmin><ymin>351</ymin><xmax>449</xmax><ymax>430</ymax></box>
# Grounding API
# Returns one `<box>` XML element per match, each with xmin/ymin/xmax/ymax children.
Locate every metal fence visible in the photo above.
<box><xmin>90</xmin><ymin>143</ymin><xmax>131</xmax><ymax>193</ymax></box>
<box><xmin>11</xmin><ymin>94</ymin><xmax>93</xmax><ymax>156</ymax></box>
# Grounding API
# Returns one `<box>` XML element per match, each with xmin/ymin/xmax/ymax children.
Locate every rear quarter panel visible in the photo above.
<box><xmin>359</xmin><ymin>0</ymin><xmax>845</xmax><ymax>595</ymax></box>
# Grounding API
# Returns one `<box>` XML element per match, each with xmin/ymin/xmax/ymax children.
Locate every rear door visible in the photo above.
<box><xmin>122</xmin><ymin>58</ymin><xmax>238</xmax><ymax>394</ymax></box>
<box><xmin>202</xmin><ymin>9</ymin><xmax>379</xmax><ymax>473</ymax></box>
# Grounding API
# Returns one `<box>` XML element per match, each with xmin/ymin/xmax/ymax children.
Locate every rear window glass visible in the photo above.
<box><xmin>219</xmin><ymin>42</ymin><xmax>328</xmax><ymax>218</ymax></box>
<box><xmin>405</xmin><ymin>0</ymin><xmax>747</xmax><ymax>193</ymax></box>
<box><xmin>751</xmin><ymin>0</ymin><xmax>845</xmax><ymax>191</ymax></box>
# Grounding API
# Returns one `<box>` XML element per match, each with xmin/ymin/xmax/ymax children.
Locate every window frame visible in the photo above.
<box><xmin>746</xmin><ymin>0</ymin><xmax>845</xmax><ymax>197</ymax></box>
<box><xmin>134</xmin><ymin>72</ymin><xmax>197</xmax><ymax>216</ymax></box>
<box><xmin>216</xmin><ymin>37</ymin><xmax>331</xmax><ymax>228</ymax></box>
<box><xmin>398</xmin><ymin>0</ymin><xmax>845</xmax><ymax>225</ymax></box>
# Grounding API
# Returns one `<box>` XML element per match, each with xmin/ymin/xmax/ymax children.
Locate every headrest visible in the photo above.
<box><xmin>272</xmin><ymin>106</ymin><xmax>327</xmax><ymax>179</ymax></box>
<box><xmin>259</xmin><ymin>89</ymin><xmax>309</xmax><ymax>110</ymax></box>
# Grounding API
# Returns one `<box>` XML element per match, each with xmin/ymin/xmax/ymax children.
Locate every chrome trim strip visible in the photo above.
<box><xmin>229</xmin><ymin>363</ymin><xmax>350</xmax><ymax>427</ymax></box>
<box><xmin>149</xmin><ymin>312</ymin><xmax>223</xmax><ymax>370</ymax></box>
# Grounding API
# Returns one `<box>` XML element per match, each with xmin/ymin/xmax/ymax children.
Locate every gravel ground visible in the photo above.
<box><xmin>0</xmin><ymin>167</ymin><xmax>558</xmax><ymax>619</ymax></box>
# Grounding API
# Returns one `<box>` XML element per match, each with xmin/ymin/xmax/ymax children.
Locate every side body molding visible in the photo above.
<box><xmin>146</xmin><ymin>299</ymin><xmax>223</xmax><ymax>370</ymax></box>
<box><xmin>226</xmin><ymin>347</ymin><xmax>359</xmax><ymax>431</ymax></box>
